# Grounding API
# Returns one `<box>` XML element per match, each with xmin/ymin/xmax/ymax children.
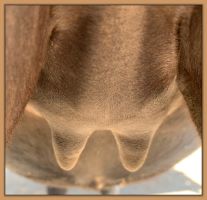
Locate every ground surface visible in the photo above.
<box><xmin>5</xmin><ymin>147</ymin><xmax>201</xmax><ymax>195</ymax></box>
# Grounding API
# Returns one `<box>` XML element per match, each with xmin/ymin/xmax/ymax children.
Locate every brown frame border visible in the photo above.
<box><xmin>1</xmin><ymin>0</ymin><xmax>206</xmax><ymax>199</ymax></box>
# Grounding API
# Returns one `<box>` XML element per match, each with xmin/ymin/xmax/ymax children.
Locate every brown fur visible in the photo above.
<box><xmin>5</xmin><ymin>6</ymin><xmax>51</xmax><ymax>143</ymax></box>
<box><xmin>177</xmin><ymin>6</ymin><xmax>202</xmax><ymax>135</ymax></box>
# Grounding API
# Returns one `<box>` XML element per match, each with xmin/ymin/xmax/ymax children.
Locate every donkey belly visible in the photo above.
<box><xmin>6</xmin><ymin>104</ymin><xmax>200</xmax><ymax>190</ymax></box>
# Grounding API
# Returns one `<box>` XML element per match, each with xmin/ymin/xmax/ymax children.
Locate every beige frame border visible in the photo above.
<box><xmin>0</xmin><ymin>0</ymin><xmax>206</xmax><ymax>199</ymax></box>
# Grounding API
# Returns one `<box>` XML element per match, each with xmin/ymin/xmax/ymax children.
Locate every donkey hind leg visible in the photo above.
<box><xmin>100</xmin><ymin>186</ymin><xmax>120</xmax><ymax>195</ymax></box>
<box><xmin>47</xmin><ymin>186</ymin><xmax>67</xmax><ymax>195</ymax></box>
